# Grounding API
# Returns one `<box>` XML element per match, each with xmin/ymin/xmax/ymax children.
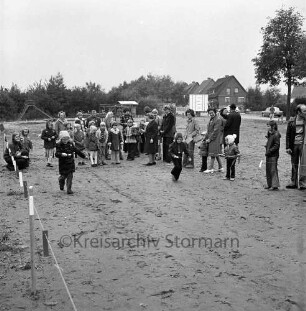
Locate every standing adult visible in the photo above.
<box><xmin>219</xmin><ymin>108</ymin><xmax>228</xmax><ymax>151</ymax></box>
<box><xmin>104</xmin><ymin>111</ymin><xmax>114</xmax><ymax>131</ymax></box>
<box><xmin>183</xmin><ymin>108</ymin><xmax>200</xmax><ymax>168</ymax></box>
<box><xmin>269</xmin><ymin>105</ymin><xmax>275</xmax><ymax>119</ymax></box>
<box><xmin>152</xmin><ymin>108</ymin><xmax>162</xmax><ymax>160</ymax></box>
<box><xmin>104</xmin><ymin>111</ymin><xmax>114</xmax><ymax>160</ymax></box>
<box><xmin>85</xmin><ymin>110</ymin><xmax>101</xmax><ymax>128</ymax></box>
<box><xmin>120</xmin><ymin>109</ymin><xmax>133</xmax><ymax>153</ymax></box>
<box><xmin>224</xmin><ymin>104</ymin><xmax>241</xmax><ymax>146</ymax></box>
<box><xmin>204</xmin><ymin>108</ymin><xmax>223</xmax><ymax>173</ymax></box>
<box><xmin>286</xmin><ymin>104</ymin><xmax>306</xmax><ymax>190</ymax></box>
<box><xmin>144</xmin><ymin>114</ymin><xmax>158</xmax><ymax>166</ymax></box>
<box><xmin>160</xmin><ymin>105</ymin><xmax>176</xmax><ymax>163</ymax></box>
<box><xmin>54</xmin><ymin>111</ymin><xmax>68</xmax><ymax>136</ymax></box>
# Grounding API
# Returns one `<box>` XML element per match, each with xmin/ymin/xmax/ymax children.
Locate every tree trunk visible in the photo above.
<box><xmin>286</xmin><ymin>80</ymin><xmax>292</xmax><ymax>121</ymax></box>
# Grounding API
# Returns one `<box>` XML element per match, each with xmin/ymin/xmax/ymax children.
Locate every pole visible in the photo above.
<box><xmin>42</xmin><ymin>230</ymin><xmax>49</xmax><ymax>257</ymax></box>
<box><xmin>28</xmin><ymin>186</ymin><xmax>37</xmax><ymax>295</ymax></box>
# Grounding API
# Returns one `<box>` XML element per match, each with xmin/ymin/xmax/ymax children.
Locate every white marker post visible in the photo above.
<box><xmin>259</xmin><ymin>160</ymin><xmax>263</xmax><ymax>168</ymax></box>
<box><xmin>19</xmin><ymin>171</ymin><xmax>23</xmax><ymax>187</ymax></box>
<box><xmin>28</xmin><ymin>186</ymin><xmax>37</xmax><ymax>295</ymax></box>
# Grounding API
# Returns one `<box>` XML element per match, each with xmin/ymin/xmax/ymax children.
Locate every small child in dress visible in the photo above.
<box><xmin>265</xmin><ymin>120</ymin><xmax>281</xmax><ymax>190</ymax></box>
<box><xmin>169</xmin><ymin>133</ymin><xmax>191</xmax><ymax>181</ymax></box>
<box><xmin>41</xmin><ymin>120</ymin><xmax>58</xmax><ymax>167</ymax></box>
<box><xmin>96</xmin><ymin>122</ymin><xmax>108</xmax><ymax>165</ymax></box>
<box><xmin>107</xmin><ymin>121</ymin><xmax>123</xmax><ymax>164</ymax></box>
<box><xmin>55</xmin><ymin>131</ymin><xmax>87</xmax><ymax>194</ymax></box>
<box><xmin>124</xmin><ymin>119</ymin><xmax>137</xmax><ymax>161</ymax></box>
<box><xmin>88</xmin><ymin>125</ymin><xmax>99</xmax><ymax>167</ymax></box>
<box><xmin>198</xmin><ymin>131</ymin><xmax>208</xmax><ymax>172</ymax></box>
<box><xmin>20</xmin><ymin>128</ymin><xmax>33</xmax><ymax>157</ymax></box>
<box><xmin>223</xmin><ymin>134</ymin><xmax>240</xmax><ymax>181</ymax></box>
<box><xmin>74</xmin><ymin>123</ymin><xmax>86</xmax><ymax>165</ymax></box>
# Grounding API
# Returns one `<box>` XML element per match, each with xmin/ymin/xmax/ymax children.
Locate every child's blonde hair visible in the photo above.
<box><xmin>90</xmin><ymin>125</ymin><xmax>97</xmax><ymax>133</ymax></box>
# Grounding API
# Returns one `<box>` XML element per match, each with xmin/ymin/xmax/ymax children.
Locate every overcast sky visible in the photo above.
<box><xmin>1</xmin><ymin>0</ymin><xmax>305</xmax><ymax>93</ymax></box>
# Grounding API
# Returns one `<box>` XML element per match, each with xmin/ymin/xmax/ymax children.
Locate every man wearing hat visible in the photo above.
<box><xmin>160</xmin><ymin>105</ymin><xmax>176</xmax><ymax>163</ymax></box>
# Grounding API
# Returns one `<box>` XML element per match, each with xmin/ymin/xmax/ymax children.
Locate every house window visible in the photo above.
<box><xmin>234</xmin><ymin>88</ymin><xmax>238</xmax><ymax>93</ymax></box>
<box><xmin>225</xmin><ymin>97</ymin><xmax>230</xmax><ymax>103</ymax></box>
<box><xmin>226</xmin><ymin>88</ymin><xmax>230</xmax><ymax>95</ymax></box>
<box><xmin>238</xmin><ymin>97</ymin><xmax>245</xmax><ymax>103</ymax></box>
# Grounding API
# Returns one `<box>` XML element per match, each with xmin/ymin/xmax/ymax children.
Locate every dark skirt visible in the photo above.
<box><xmin>144</xmin><ymin>138</ymin><xmax>158</xmax><ymax>154</ymax></box>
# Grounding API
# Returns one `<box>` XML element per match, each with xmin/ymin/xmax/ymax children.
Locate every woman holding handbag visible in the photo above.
<box><xmin>183</xmin><ymin>109</ymin><xmax>200</xmax><ymax>168</ymax></box>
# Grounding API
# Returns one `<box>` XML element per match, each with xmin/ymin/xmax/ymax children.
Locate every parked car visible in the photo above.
<box><xmin>261</xmin><ymin>107</ymin><xmax>283</xmax><ymax>117</ymax></box>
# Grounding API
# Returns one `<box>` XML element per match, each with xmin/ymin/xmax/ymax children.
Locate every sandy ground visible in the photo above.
<box><xmin>0</xmin><ymin>115</ymin><xmax>306</xmax><ymax>311</ymax></box>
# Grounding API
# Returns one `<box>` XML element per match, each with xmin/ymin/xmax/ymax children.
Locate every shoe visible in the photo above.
<box><xmin>91</xmin><ymin>164</ymin><xmax>95</xmax><ymax>167</ymax></box>
<box><xmin>144</xmin><ymin>163</ymin><xmax>153</xmax><ymax>166</ymax></box>
<box><xmin>78</xmin><ymin>162</ymin><xmax>82</xmax><ymax>165</ymax></box>
<box><xmin>82</xmin><ymin>162</ymin><xmax>86</xmax><ymax>165</ymax></box>
<box><xmin>67</xmin><ymin>190</ymin><xmax>74</xmax><ymax>195</ymax></box>
<box><xmin>230</xmin><ymin>178</ymin><xmax>235</xmax><ymax>181</ymax></box>
<box><xmin>46</xmin><ymin>163</ymin><xmax>51</xmax><ymax>167</ymax></box>
<box><xmin>264</xmin><ymin>186</ymin><xmax>271</xmax><ymax>189</ymax></box>
<box><xmin>101</xmin><ymin>162</ymin><xmax>108</xmax><ymax>165</ymax></box>
<box><xmin>286</xmin><ymin>184</ymin><xmax>297</xmax><ymax>189</ymax></box>
<box><xmin>199</xmin><ymin>169</ymin><xmax>205</xmax><ymax>172</ymax></box>
<box><xmin>223</xmin><ymin>177</ymin><xmax>229</xmax><ymax>180</ymax></box>
<box><xmin>152</xmin><ymin>162</ymin><xmax>156</xmax><ymax>165</ymax></box>
<box><xmin>204</xmin><ymin>169</ymin><xmax>214</xmax><ymax>173</ymax></box>
<box><xmin>60</xmin><ymin>185</ymin><xmax>64</xmax><ymax>191</ymax></box>
<box><xmin>271</xmin><ymin>187</ymin><xmax>279</xmax><ymax>190</ymax></box>
<box><xmin>299</xmin><ymin>187</ymin><xmax>306</xmax><ymax>191</ymax></box>
<box><xmin>171</xmin><ymin>174</ymin><xmax>177</xmax><ymax>181</ymax></box>
<box><xmin>116</xmin><ymin>162</ymin><xmax>121</xmax><ymax>164</ymax></box>
<box><xmin>218</xmin><ymin>168</ymin><xmax>224</xmax><ymax>172</ymax></box>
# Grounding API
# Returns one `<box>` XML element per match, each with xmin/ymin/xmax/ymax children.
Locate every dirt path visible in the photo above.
<box><xmin>0</xmin><ymin>116</ymin><xmax>305</xmax><ymax>311</ymax></box>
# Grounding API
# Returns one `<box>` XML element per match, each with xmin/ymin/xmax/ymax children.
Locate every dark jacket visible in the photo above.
<box><xmin>286</xmin><ymin>117</ymin><xmax>300</xmax><ymax>151</ymax></box>
<box><xmin>266</xmin><ymin>131</ymin><xmax>281</xmax><ymax>158</ymax></box>
<box><xmin>86</xmin><ymin>116</ymin><xmax>101</xmax><ymax>128</ymax></box>
<box><xmin>4</xmin><ymin>142</ymin><xmax>28</xmax><ymax>162</ymax></box>
<box><xmin>161</xmin><ymin>113</ymin><xmax>176</xmax><ymax>138</ymax></box>
<box><xmin>107</xmin><ymin>129</ymin><xmax>123</xmax><ymax>151</ymax></box>
<box><xmin>41</xmin><ymin>124</ymin><xmax>58</xmax><ymax>149</ymax></box>
<box><xmin>224</xmin><ymin>111</ymin><xmax>241</xmax><ymax>144</ymax></box>
<box><xmin>144</xmin><ymin>120</ymin><xmax>158</xmax><ymax>154</ymax></box>
<box><xmin>55</xmin><ymin>141</ymin><xmax>85</xmax><ymax>175</ymax></box>
<box><xmin>169</xmin><ymin>141</ymin><xmax>189</xmax><ymax>158</ymax></box>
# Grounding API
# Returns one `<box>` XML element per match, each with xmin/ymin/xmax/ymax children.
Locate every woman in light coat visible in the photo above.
<box><xmin>204</xmin><ymin>108</ymin><xmax>223</xmax><ymax>173</ymax></box>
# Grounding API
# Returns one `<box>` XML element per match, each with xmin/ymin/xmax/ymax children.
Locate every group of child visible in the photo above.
<box><xmin>4</xmin><ymin>115</ymin><xmax>280</xmax><ymax>194</ymax></box>
<box><xmin>170</xmin><ymin>119</ymin><xmax>280</xmax><ymax>190</ymax></box>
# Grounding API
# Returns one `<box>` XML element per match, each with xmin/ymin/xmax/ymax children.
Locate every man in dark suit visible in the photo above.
<box><xmin>160</xmin><ymin>105</ymin><xmax>176</xmax><ymax>163</ymax></box>
<box><xmin>224</xmin><ymin>104</ymin><xmax>241</xmax><ymax>145</ymax></box>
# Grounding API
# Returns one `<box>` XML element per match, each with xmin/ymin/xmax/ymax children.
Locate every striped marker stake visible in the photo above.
<box><xmin>12</xmin><ymin>158</ymin><xmax>16</xmax><ymax>171</ymax></box>
<box><xmin>42</xmin><ymin>230</ymin><xmax>49</xmax><ymax>257</ymax></box>
<box><xmin>28</xmin><ymin>186</ymin><xmax>37</xmax><ymax>295</ymax></box>
<box><xmin>23</xmin><ymin>181</ymin><xmax>28</xmax><ymax>198</ymax></box>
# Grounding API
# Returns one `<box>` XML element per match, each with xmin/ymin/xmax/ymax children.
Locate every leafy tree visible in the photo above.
<box><xmin>246</xmin><ymin>86</ymin><xmax>264</xmax><ymax>110</ymax></box>
<box><xmin>252</xmin><ymin>7</ymin><xmax>306</xmax><ymax>119</ymax></box>
<box><xmin>0</xmin><ymin>87</ymin><xmax>18</xmax><ymax>121</ymax></box>
<box><xmin>263</xmin><ymin>87</ymin><xmax>281</xmax><ymax>108</ymax></box>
